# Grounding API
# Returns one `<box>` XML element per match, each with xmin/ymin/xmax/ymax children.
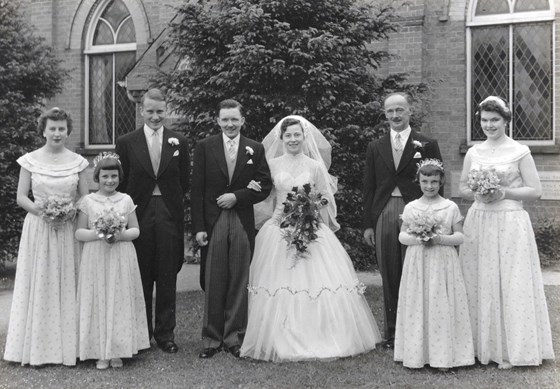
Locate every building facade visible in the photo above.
<box><xmin>18</xmin><ymin>0</ymin><xmax>560</xmax><ymax>218</ymax></box>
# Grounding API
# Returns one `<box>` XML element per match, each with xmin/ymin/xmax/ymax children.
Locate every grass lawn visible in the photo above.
<box><xmin>0</xmin><ymin>284</ymin><xmax>558</xmax><ymax>389</ymax></box>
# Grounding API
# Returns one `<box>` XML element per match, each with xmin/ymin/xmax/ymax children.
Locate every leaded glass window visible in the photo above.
<box><xmin>467</xmin><ymin>0</ymin><xmax>554</xmax><ymax>144</ymax></box>
<box><xmin>85</xmin><ymin>0</ymin><xmax>137</xmax><ymax>147</ymax></box>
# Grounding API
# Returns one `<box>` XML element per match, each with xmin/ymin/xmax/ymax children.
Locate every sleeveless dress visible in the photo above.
<box><xmin>4</xmin><ymin>152</ymin><xmax>88</xmax><ymax>366</ymax></box>
<box><xmin>394</xmin><ymin>198</ymin><xmax>474</xmax><ymax>368</ymax></box>
<box><xmin>460</xmin><ymin>142</ymin><xmax>555</xmax><ymax>366</ymax></box>
<box><xmin>77</xmin><ymin>192</ymin><xmax>150</xmax><ymax>361</ymax></box>
<box><xmin>240</xmin><ymin>154</ymin><xmax>381</xmax><ymax>362</ymax></box>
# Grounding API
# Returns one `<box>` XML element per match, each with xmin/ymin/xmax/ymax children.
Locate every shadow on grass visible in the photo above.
<box><xmin>0</xmin><ymin>286</ymin><xmax>558</xmax><ymax>389</ymax></box>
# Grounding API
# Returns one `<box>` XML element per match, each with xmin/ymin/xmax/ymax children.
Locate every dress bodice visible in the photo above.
<box><xmin>80</xmin><ymin>192</ymin><xmax>136</xmax><ymax>229</ymax></box>
<box><xmin>403</xmin><ymin>198</ymin><xmax>462</xmax><ymax>236</ymax></box>
<box><xmin>17</xmin><ymin>152</ymin><xmax>89</xmax><ymax>202</ymax></box>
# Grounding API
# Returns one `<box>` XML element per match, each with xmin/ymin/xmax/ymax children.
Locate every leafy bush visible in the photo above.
<box><xmin>155</xmin><ymin>0</ymin><xmax>427</xmax><ymax>269</ymax></box>
<box><xmin>0</xmin><ymin>2</ymin><xmax>68</xmax><ymax>263</ymax></box>
<box><xmin>533</xmin><ymin>217</ymin><xmax>560</xmax><ymax>268</ymax></box>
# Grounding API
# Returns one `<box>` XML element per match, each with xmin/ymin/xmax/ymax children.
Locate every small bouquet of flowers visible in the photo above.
<box><xmin>36</xmin><ymin>195</ymin><xmax>76</xmax><ymax>229</ymax></box>
<box><xmin>401</xmin><ymin>210</ymin><xmax>443</xmax><ymax>245</ymax></box>
<box><xmin>279</xmin><ymin>183</ymin><xmax>323</xmax><ymax>261</ymax></box>
<box><xmin>93</xmin><ymin>207</ymin><xmax>127</xmax><ymax>243</ymax></box>
<box><xmin>467</xmin><ymin>167</ymin><xmax>501</xmax><ymax>199</ymax></box>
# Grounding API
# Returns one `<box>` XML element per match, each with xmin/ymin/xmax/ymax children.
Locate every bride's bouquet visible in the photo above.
<box><xmin>36</xmin><ymin>195</ymin><xmax>76</xmax><ymax>229</ymax></box>
<box><xmin>401</xmin><ymin>210</ymin><xmax>443</xmax><ymax>245</ymax></box>
<box><xmin>93</xmin><ymin>207</ymin><xmax>127</xmax><ymax>244</ymax></box>
<box><xmin>279</xmin><ymin>183</ymin><xmax>323</xmax><ymax>260</ymax></box>
<box><xmin>467</xmin><ymin>167</ymin><xmax>501</xmax><ymax>199</ymax></box>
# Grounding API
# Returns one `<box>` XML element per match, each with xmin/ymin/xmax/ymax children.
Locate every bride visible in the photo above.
<box><xmin>240</xmin><ymin>116</ymin><xmax>381</xmax><ymax>362</ymax></box>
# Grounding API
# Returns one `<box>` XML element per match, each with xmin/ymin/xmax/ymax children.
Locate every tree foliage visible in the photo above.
<box><xmin>155</xmin><ymin>0</ymin><xmax>427</xmax><ymax>269</ymax></box>
<box><xmin>0</xmin><ymin>1</ymin><xmax>68</xmax><ymax>263</ymax></box>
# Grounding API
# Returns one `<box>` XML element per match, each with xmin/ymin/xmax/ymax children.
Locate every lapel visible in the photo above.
<box><xmin>158</xmin><ymin>128</ymin><xmax>175</xmax><ymax>177</ymax></box>
<box><xmin>210</xmin><ymin>135</ymin><xmax>229</xmax><ymax>179</ymax></box>
<box><xmin>378</xmin><ymin>133</ymin><xmax>395</xmax><ymax>173</ymax></box>
<box><xmin>230</xmin><ymin>136</ymin><xmax>250</xmax><ymax>186</ymax></box>
<box><xmin>130</xmin><ymin>128</ymin><xmax>156</xmax><ymax>179</ymax></box>
<box><xmin>396</xmin><ymin>130</ymin><xmax>418</xmax><ymax>174</ymax></box>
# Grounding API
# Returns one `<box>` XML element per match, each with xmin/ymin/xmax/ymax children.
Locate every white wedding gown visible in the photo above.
<box><xmin>240</xmin><ymin>154</ymin><xmax>381</xmax><ymax>362</ymax></box>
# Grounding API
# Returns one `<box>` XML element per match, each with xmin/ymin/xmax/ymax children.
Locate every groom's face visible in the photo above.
<box><xmin>218</xmin><ymin>107</ymin><xmax>245</xmax><ymax>139</ymax></box>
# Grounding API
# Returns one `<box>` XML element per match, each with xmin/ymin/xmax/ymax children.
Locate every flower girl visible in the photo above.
<box><xmin>394</xmin><ymin>159</ymin><xmax>474</xmax><ymax>369</ymax></box>
<box><xmin>75</xmin><ymin>153</ymin><xmax>149</xmax><ymax>369</ymax></box>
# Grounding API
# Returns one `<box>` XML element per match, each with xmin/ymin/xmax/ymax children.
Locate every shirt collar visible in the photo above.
<box><xmin>223</xmin><ymin>133</ymin><xmax>240</xmax><ymax>145</ymax></box>
<box><xmin>144</xmin><ymin>124</ymin><xmax>163</xmax><ymax>137</ymax></box>
<box><xmin>391</xmin><ymin>126</ymin><xmax>411</xmax><ymax>142</ymax></box>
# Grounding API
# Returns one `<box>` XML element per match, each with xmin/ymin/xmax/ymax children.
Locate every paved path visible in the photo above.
<box><xmin>1</xmin><ymin>264</ymin><xmax>559</xmax><ymax>336</ymax></box>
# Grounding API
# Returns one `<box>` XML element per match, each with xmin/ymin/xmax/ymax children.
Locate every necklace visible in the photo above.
<box><xmin>45</xmin><ymin>149</ymin><xmax>63</xmax><ymax>162</ymax></box>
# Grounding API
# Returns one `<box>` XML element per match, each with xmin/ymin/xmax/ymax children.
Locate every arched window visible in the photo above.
<box><xmin>466</xmin><ymin>0</ymin><xmax>555</xmax><ymax>144</ymax></box>
<box><xmin>85</xmin><ymin>0</ymin><xmax>137</xmax><ymax>147</ymax></box>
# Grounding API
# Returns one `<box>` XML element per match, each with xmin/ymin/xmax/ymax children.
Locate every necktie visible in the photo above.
<box><xmin>227</xmin><ymin>139</ymin><xmax>237</xmax><ymax>161</ymax></box>
<box><xmin>149</xmin><ymin>130</ymin><xmax>161</xmax><ymax>174</ymax></box>
<box><xmin>394</xmin><ymin>133</ymin><xmax>403</xmax><ymax>152</ymax></box>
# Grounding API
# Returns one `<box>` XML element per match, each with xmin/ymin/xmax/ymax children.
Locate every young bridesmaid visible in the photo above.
<box><xmin>75</xmin><ymin>153</ymin><xmax>150</xmax><ymax>370</ymax></box>
<box><xmin>394</xmin><ymin>159</ymin><xmax>474</xmax><ymax>370</ymax></box>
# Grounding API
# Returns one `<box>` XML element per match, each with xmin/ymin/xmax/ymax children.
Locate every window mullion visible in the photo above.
<box><xmin>508</xmin><ymin>24</ymin><xmax>514</xmax><ymax>138</ymax></box>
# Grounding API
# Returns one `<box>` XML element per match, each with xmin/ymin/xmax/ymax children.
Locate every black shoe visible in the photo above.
<box><xmin>199</xmin><ymin>347</ymin><xmax>221</xmax><ymax>359</ymax></box>
<box><xmin>382</xmin><ymin>338</ymin><xmax>394</xmax><ymax>349</ymax></box>
<box><xmin>227</xmin><ymin>345</ymin><xmax>241</xmax><ymax>358</ymax></box>
<box><xmin>158</xmin><ymin>340</ymin><xmax>179</xmax><ymax>353</ymax></box>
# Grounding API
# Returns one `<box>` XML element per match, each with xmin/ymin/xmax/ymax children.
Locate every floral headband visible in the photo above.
<box><xmin>416</xmin><ymin>158</ymin><xmax>444</xmax><ymax>172</ymax></box>
<box><xmin>479</xmin><ymin>96</ymin><xmax>510</xmax><ymax>113</ymax></box>
<box><xmin>93</xmin><ymin>152</ymin><xmax>121</xmax><ymax>168</ymax></box>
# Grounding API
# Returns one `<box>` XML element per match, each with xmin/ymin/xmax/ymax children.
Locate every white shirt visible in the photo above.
<box><xmin>223</xmin><ymin>133</ymin><xmax>240</xmax><ymax>156</ymax></box>
<box><xmin>390</xmin><ymin>126</ymin><xmax>411</xmax><ymax>196</ymax></box>
<box><xmin>144</xmin><ymin>124</ymin><xmax>163</xmax><ymax>151</ymax></box>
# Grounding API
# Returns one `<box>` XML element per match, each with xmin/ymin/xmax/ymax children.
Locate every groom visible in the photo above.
<box><xmin>191</xmin><ymin>99</ymin><xmax>272</xmax><ymax>358</ymax></box>
<box><xmin>116</xmin><ymin>88</ymin><xmax>189</xmax><ymax>353</ymax></box>
<box><xmin>363</xmin><ymin>92</ymin><xmax>442</xmax><ymax>348</ymax></box>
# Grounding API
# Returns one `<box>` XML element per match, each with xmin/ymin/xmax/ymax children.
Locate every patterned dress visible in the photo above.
<box><xmin>394</xmin><ymin>198</ymin><xmax>474</xmax><ymax>368</ymax></box>
<box><xmin>77</xmin><ymin>192</ymin><xmax>149</xmax><ymax>361</ymax></box>
<box><xmin>4</xmin><ymin>153</ymin><xmax>88</xmax><ymax>366</ymax></box>
<box><xmin>240</xmin><ymin>154</ymin><xmax>381</xmax><ymax>362</ymax></box>
<box><xmin>460</xmin><ymin>142</ymin><xmax>555</xmax><ymax>366</ymax></box>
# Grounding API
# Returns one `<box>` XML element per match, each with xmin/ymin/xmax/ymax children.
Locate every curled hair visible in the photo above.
<box><xmin>218</xmin><ymin>99</ymin><xmax>243</xmax><ymax>117</ymax></box>
<box><xmin>279</xmin><ymin>118</ymin><xmax>303</xmax><ymax>139</ymax></box>
<box><xmin>93</xmin><ymin>155</ymin><xmax>124</xmax><ymax>183</ymax></box>
<box><xmin>476</xmin><ymin>96</ymin><xmax>511</xmax><ymax>123</ymax></box>
<box><xmin>37</xmin><ymin>107</ymin><xmax>73</xmax><ymax>135</ymax></box>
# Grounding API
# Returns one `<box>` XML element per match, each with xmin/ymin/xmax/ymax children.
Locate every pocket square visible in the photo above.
<box><xmin>173</xmin><ymin>150</ymin><xmax>180</xmax><ymax>157</ymax></box>
<box><xmin>247</xmin><ymin>159</ymin><xmax>253</xmax><ymax>164</ymax></box>
<box><xmin>413</xmin><ymin>152</ymin><xmax>422</xmax><ymax>158</ymax></box>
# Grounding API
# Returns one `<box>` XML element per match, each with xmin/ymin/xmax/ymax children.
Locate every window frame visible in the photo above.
<box><xmin>466</xmin><ymin>0</ymin><xmax>556</xmax><ymax>146</ymax></box>
<box><xmin>84</xmin><ymin>0</ymin><xmax>137</xmax><ymax>149</ymax></box>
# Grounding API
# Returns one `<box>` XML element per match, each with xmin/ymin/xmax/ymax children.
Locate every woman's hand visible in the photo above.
<box><xmin>475</xmin><ymin>188</ymin><xmax>505</xmax><ymax>203</ymax></box>
<box><xmin>247</xmin><ymin>180</ymin><xmax>262</xmax><ymax>192</ymax></box>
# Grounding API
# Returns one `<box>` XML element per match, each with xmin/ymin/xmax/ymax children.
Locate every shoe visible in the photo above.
<box><xmin>96</xmin><ymin>359</ymin><xmax>110</xmax><ymax>370</ymax></box>
<box><xmin>498</xmin><ymin>361</ymin><xmax>513</xmax><ymax>370</ymax></box>
<box><xmin>158</xmin><ymin>340</ymin><xmax>179</xmax><ymax>353</ymax></box>
<box><xmin>227</xmin><ymin>345</ymin><xmax>241</xmax><ymax>358</ymax></box>
<box><xmin>382</xmin><ymin>338</ymin><xmax>394</xmax><ymax>349</ymax></box>
<box><xmin>199</xmin><ymin>347</ymin><xmax>221</xmax><ymax>359</ymax></box>
<box><xmin>110</xmin><ymin>358</ymin><xmax>123</xmax><ymax>368</ymax></box>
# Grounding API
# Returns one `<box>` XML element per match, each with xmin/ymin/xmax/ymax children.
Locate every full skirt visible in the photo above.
<box><xmin>240</xmin><ymin>221</ymin><xmax>381</xmax><ymax>362</ymax></box>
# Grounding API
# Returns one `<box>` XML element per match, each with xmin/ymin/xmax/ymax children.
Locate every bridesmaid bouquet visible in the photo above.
<box><xmin>279</xmin><ymin>183</ymin><xmax>323</xmax><ymax>260</ymax></box>
<box><xmin>467</xmin><ymin>167</ymin><xmax>501</xmax><ymax>198</ymax></box>
<box><xmin>36</xmin><ymin>195</ymin><xmax>76</xmax><ymax>229</ymax></box>
<box><xmin>93</xmin><ymin>208</ymin><xmax>127</xmax><ymax>243</ymax></box>
<box><xmin>401</xmin><ymin>210</ymin><xmax>443</xmax><ymax>245</ymax></box>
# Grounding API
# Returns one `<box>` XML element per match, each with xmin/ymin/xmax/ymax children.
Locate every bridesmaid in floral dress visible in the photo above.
<box><xmin>4</xmin><ymin>108</ymin><xmax>89</xmax><ymax>366</ymax></box>
<box><xmin>458</xmin><ymin>96</ymin><xmax>554</xmax><ymax>369</ymax></box>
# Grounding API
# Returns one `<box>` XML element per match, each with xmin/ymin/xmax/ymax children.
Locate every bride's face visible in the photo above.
<box><xmin>282</xmin><ymin>124</ymin><xmax>304</xmax><ymax>155</ymax></box>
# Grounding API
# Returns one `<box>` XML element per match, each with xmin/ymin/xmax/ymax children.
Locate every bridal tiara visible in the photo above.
<box><xmin>417</xmin><ymin>158</ymin><xmax>444</xmax><ymax>172</ymax></box>
<box><xmin>93</xmin><ymin>152</ymin><xmax>121</xmax><ymax>168</ymax></box>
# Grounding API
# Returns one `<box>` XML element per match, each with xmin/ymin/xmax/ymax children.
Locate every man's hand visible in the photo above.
<box><xmin>217</xmin><ymin>193</ymin><xmax>237</xmax><ymax>209</ymax></box>
<box><xmin>363</xmin><ymin>228</ymin><xmax>375</xmax><ymax>247</ymax></box>
<box><xmin>196</xmin><ymin>231</ymin><xmax>208</xmax><ymax>247</ymax></box>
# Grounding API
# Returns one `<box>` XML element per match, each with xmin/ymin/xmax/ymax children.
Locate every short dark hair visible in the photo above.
<box><xmin>416</xmin><ymin>163</ymin><xmax>445</xmax><ymax>186</ymax></box>
<box><xmin>142</xmin><ymin>88</ymin><xmax>166</xmax><ymax>106</ymax></box>
<box><xmin>218</xmin><ymin>99</ymin><xmax>243</xmax><ymax>117</ymax></box>
<box><xmin>37</xmin><ymin>107</ymin><xmax>73</xmax><ymax>135</ymax></box>
<box><xmin>476</xmin><ymin>97</ymin><xmax>512</xmax><ymax>123</ymax></box>
<box><xmin>279</xmin><ymin>118</ymin><xmax>302</xmax><ymax>139</ymax></box>
<box><xmin>93</xmin><ymin>155</ymin><xmax>124</xmax><ymax>183</ymax></box>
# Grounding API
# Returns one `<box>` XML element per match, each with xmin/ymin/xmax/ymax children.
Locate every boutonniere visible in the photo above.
<box><xmin>412</xmin><ymin>140</ymin><xmax>425</xmax><ymax>149</ymax></box>
<box><xmin>245</xmin><ymin>146</ymin><xmax>254</xmax><ymax>156</ymax></box>
<box><xmin>168</xmin><ymin>137</ymin><xmax>179</xmax><ymax>146</ymax></box>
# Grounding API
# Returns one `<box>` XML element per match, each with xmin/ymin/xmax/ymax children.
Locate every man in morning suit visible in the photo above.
<box><xmin>116</xmin><ymin>88</ymin><xmax>189</xmax><ymax>354</ymax></box>
<box><xmin>191</xmin><ymin>99</ymin><xmax>272</xmax><ymax>359</ymax></box>
<box><xmin>363</xmin><ymin>92</ymin><xmax>442</xmax><ymax>349</ymax></box>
